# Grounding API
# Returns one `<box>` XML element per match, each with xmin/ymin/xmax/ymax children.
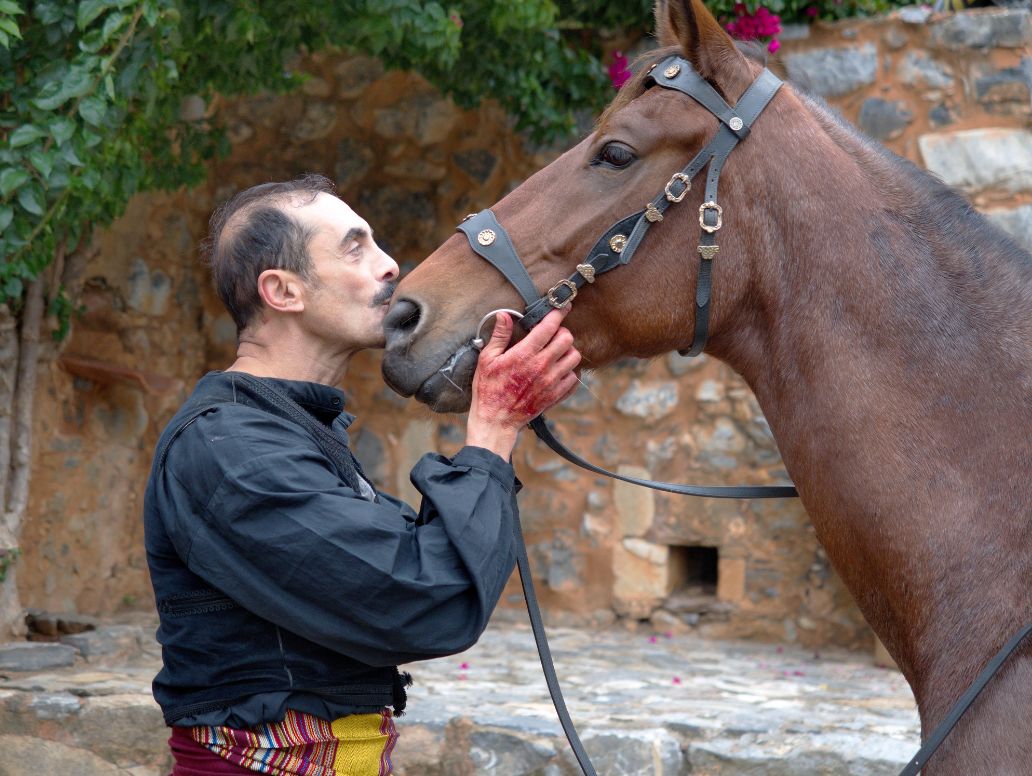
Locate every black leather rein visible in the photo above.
<box><xmin>449</xmin><ymin>53</ymin><xmax>1027</xmax><ymax>776</ymax></box>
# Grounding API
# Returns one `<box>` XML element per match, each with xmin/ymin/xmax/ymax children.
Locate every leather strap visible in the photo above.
<box><xmin>530</xmin><ymin>416</ymin><xmax>798</xmax><ymax>499</ymax></box>
<box><xmin>898</xmin><ymin>621</ymin><xmax>1032</xmax><ymax>776</ymax></box>
<box><xmin>458</xmin><ymin>210</ymin><xmax>540</xmax><ymax>308</ymax></box>
<box><xmin>514</xmin><ymin>513</ymin><xmax>597</xmax><ymax>776</ymax></box>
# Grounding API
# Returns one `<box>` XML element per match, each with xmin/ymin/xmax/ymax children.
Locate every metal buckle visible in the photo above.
<box><xmin>664</xmin><ymin>173</ymin><xmax>691</xmax><ymax>203</ymax></box>
<box><xmin>546</xmin><ymin>279</ymin><xmax>577</xmax><ymax>309</ymax></box>
<box><xmin>699</xmin><ymin>201</ymin><xmax>723</xmax><ymax>233</ymax></box>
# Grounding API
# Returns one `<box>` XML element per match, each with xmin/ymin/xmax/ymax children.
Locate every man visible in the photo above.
<box><xmin>143</xmin><ymin>174</ymin><xmax>580</xmax><ymax>776</ymax></box>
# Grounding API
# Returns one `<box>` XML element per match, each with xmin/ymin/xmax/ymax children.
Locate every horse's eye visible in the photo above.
<box><xmin>594</xmin><ymin>142</ymin><xmax>636</xmax><ymax>169</ymax></box>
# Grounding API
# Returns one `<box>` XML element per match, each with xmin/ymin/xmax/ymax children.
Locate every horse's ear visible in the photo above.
<box><xmin>654</xmin><ymin>0</ymin><xmax>753</xmax><ymax>102</ymax></box>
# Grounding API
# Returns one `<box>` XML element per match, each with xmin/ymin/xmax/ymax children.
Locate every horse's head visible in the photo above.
<box><xmin>382</xmin><ymin>0</ymin><xmax>779</xmax><ymax>412</ymax></box>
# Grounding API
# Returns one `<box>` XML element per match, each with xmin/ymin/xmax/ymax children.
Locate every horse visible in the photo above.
<box><xmin>379</xmin><ymin>0</ymin><xmax>1032</xmax><ymax>771</ymax></box>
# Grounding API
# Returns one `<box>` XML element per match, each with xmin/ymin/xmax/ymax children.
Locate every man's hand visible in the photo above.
<box><xmin>465</xmin><ymin>308</ymin><xmax>581</xmax><ymax>460</ymax></box>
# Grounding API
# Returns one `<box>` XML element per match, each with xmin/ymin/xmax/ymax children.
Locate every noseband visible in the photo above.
<box><xmin>457</xmin><ymin>53</ymin><xmax>783</xmax><ymax>356</ymax></box>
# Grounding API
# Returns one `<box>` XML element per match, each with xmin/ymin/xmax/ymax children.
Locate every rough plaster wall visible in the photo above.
<box><xmin>18</xmin><ymin>9</ymin><xmax>1032</xmax><ymax>652</ymax></box>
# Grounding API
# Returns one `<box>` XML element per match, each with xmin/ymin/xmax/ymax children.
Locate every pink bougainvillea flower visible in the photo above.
<box><xmin>768</xmin><ymin>39</ymin><xmax>781</xmax><ymax>54</ymax></box>
<box><xmin>608</xmin><ymin>50</ymin><xmax>632</xmax><ymax>90</ymax></box>
<box><xmin>460</xmin><ymin>662</ymin><xmax>470</xmax><ymax>670</ymax></box>
<box><xmin>805</xmin><ymin>5</ymin><xmax>820</xmax><ymax>16</ymax></box>
<box><xmin>672</xmin><ymin>676</ymin><xmax>683</xmax><ymax>684</ymax></box>
<box><xmin>648</xmin><ymin>635</ymin><xmax>658</xmax><ymax>644</ymax></box>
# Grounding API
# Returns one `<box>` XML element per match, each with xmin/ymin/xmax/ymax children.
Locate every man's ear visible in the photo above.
<box><xmin>654</xmin><ymin>0</ymin><xmax>754</xmax><ymax>103</ymax></box>
<box><xmin>257</xmin><ymin>269</ymin><xmax>306</xmax><ymax>315</ymax></box>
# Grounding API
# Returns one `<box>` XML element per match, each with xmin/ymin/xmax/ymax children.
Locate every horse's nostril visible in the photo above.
<box><xmin>384</xmin><ymin>298</ymin><xmax>422</xmax><ymax>342</ymax></box>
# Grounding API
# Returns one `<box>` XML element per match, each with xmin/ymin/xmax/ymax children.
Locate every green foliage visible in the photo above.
<box><xmin>0</xmin><ymin>547</ymin><xmax>20</xmax><ymax>584</ymax></box>
<box><xmin>0</xmin><ymin>0</ymin><xmax>628</xmax><ymax>317</ymax></box>
<box><xmin>0</xmin><ymin>0</ymin><xmax>907</xmax><ymax>320</ymax></box>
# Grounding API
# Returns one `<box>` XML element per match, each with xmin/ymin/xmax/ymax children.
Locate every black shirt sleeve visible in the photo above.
<box><xmin>156</xmin><ymin>404</ymin><xmax>518</xmax><ymax>667</ymax></box>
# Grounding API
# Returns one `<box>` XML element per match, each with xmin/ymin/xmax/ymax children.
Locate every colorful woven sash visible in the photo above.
<box><xmin>183</xmin><ymin>709</ymin><xmax>397</xmax><ymax>776</ymax></box>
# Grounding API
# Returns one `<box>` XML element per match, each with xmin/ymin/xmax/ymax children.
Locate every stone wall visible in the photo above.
<box><xmin>16</xmin><ymin>8</ymin><xmax>1032</xmax><ymax>653</ymax></box>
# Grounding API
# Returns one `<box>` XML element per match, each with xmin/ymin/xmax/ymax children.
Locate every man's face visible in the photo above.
<box><xmin>295</xmin><ymin>193</ymin><xmax>399</xmax><ymax>351</ymax></box>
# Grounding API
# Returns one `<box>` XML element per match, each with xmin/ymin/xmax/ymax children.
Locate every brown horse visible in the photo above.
<box><xmin>380</xmin><ymin>0</ymin><xmax>1032</xmax><ymax>771</ymax></box>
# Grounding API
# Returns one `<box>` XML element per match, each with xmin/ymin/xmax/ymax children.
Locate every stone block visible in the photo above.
<box><xmin>783</xmin><ymin>44</ymin><xmax>877</xmax><ymax>97</ymax></box>
<box><xmin>858</xmin><ymin>97</ymin><xmax>913</xmax><ymax>141</ymax></box>
<box><xmin>984</xmin><ymin>204</ymin><xmax>1032</xmax><ymax>254</ymax></box>
<box><xmin>615</xmin><ymin>380</ymin><xmax>678</xmax><ymax>421</ymax></box>
<box><xmin>613</xmin><ymin>540</ymin><xmax>669</xmax><ymax>618</ymax></box>
<box><xmin>623</xmin><ymin>538</ymin><xmax>668</xmax><ymax>565</ymax></box>
<box><xmin>973</xmin><ymin>67</ymin><xmax>1031</xmax><ymax>114</ymax></box>
<box><xmin>0</xmin><ymin>643</ymin><xmax>76</xmax><ymax>671</ymax></box>
<box><xmin>0</xmin><ymin>735</ymin><xmax>127</xmax><ymax>776</ymax></box>
<box><xmin>334</xmin><ymin>138</ymin><xmax>373</xmax><ymax>189</ymax></box>
<box><xmin>126</xmin><ymin>258</ymin><xmax>172</xmax><ymax>316</ymax></box>
<box><xmin>392</xmin><ymin>723</ymin><xmax>446</xmax><ymax>775</ymax></box>
<box><xmin>614</xmin><ymin>466</ymin><xmax>654</xmax><ymax>538</ymax></box>
<box><xmin>564</xmin><ymin>729</ymin><xmax>685</xmax><ymax>775</ymax></box>
<box><xmin>928</xmin><ymin>103</ymin><xmax>954</xmax><ymax>128</ymax></box>
<box><xmin>929</xmin><ymin>8</ymin><xmax>1030</xmax><ymax>50</ymax></box>
<box><xmin>718</xmin><ymin>557</ymin><xmax>747</xmax><ymax>603</ymax></box>
<box><xmin>918</xmin><ymin>128</ymin><xmax>1032</xmax><ymax>194</ymax></box>
<box><xmin>469</xmin><ymin>728</ymin><xmax>556</xmax><ymax>774</ymax></box>
<box><xmin>289</xmin><ymin>102</ymin><xmax>338</xmax><ymax>142</ymax></box>
<box><xmin>60</xmin><ymin>626</ymin><xmax>142</xmax><ymax>662</ymax></box>
<box><xmin>897</xmin><ymin>52</ymin><xmax>954</xmax><ymax>89</ymax></box>
<box><xmin>334</xmin><ymin>56</ymin><xmax>385</xmax><ymax>99</ymax></box>
<box><xmin>453</xmin><ymin>149</ymin><xmax>499</xmax><ymax>184</ymax></box>
<box><xmin>698</xmin><ymin>418</ymin><xmax>748</xmax><ymax>471</ymax></box>
<box><xmin>667</xmin><ymin>350</ymin><xmax>705</xmax><ymax>376</ymax></box>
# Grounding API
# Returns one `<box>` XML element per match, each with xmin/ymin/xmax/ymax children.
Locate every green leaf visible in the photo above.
<box><xmin>59</xmin><ymin>144</ymin><xmax>83</xmax><ymax>166</ymax></box>
<box><xmin>101</xmin><ymin>9</ymin><xmax>126</xmax><ymax>41</ymax></box>
<box><xmin>49</xmin><ymin>117</ymin><xmax>76</xmax><ymax>146</ymax></box>
<box><xmin>141</xmin><ymin>0</ymin><xmax>158</xmax><ymax>26</ymax></box>
<box><xmin>0</xmin><ymin>17</ymin><xmax>21</xmax><ymax>39</ymax></box>
<box><xmin>77</xmin><ymin>0</ymin><xmax>112</xmax><ymax>30</ymax></box>
<box><xmin>0</xmin><ymin>167</ymin><xmax>28</xmax><ymax>197</ymax></box>
<box><xmin>28</xmin><ymin>147</ymin><xmax>55</xmax><ymax>180</ymax></box>
<box><xmin>31</xmin><ymin>65</ymin><xmax>92</xmax><ymax>110</ymax></box>
<box><xmin>104</xmin><ymin>72</ymin><xmax>115</xmax><ymax>100</ymax></box>
<box><xmin>4</xmin><ymin>277</ymin><xmax>23</xmax><ymax>299</ymax></box>
<box><xmin>0</xmin><ymin>205</ymin><xmax>12</xmax><ymax>233</ymax></box>
<box><xmin>0</xmin><ymin>1</ymin><xmax>24</xmax><ymax>15</ymax></box>
<box><xmin>78</xmin><ymin>95</ymin><xmax>107</xmax><ymax>126</ymax></box>
<box><xmin>0</xmin><ymin>29</ymin><xmax>9</xmax><ymax>49</ymax></box>
<box><xmin>9</xmin><ymin>124</ymin><xmax>46</xmax><ymax>147</ymax></box>
<box><xmin>16</xmin><ymin>184</ymin><xmax>43</xmax><ymax>216</ymax></box>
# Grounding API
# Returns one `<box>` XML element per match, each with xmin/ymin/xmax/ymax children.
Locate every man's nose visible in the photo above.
<box><xmin>378</xmin><ymin>246</ymin><xmax>399</xmax><ymax>281</ymax></box>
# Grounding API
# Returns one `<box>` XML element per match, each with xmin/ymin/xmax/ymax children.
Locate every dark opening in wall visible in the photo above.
<box><xmin>668</xmin><ymin>545</ymin><xmax>719</xmax><ymax>596</ymax></box>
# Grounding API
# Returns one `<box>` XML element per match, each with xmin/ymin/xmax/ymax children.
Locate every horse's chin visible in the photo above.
<box><xmin>381</xmin><ymin>341</ymin><xmax>478</xmax><ymax>413</ymax></box>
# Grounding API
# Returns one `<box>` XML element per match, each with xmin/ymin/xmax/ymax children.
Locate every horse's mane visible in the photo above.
<box><xmin>599</xmin><ymin>43</ymin><xmax>1032</xmax><ymax>277</ymax></box>
<box><xmin>797</xmin><ymin>89</ymin><xmax>1032</xmax><ymax>274</ymax></box>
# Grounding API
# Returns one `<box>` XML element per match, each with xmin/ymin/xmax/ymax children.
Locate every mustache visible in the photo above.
<box><xmin>371</xmin><ymin>280</ymin><xmax>398</xmax><ymax>307</ymax></box>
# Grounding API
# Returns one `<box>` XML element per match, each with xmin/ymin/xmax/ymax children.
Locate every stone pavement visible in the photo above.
<box><xmin>0</xmin><ymin>618</ymin><xmax>920</xmax><ymax>775</ymax></box>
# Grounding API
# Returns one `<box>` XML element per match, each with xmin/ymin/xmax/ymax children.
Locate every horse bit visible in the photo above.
<box><xmin>451</xmin><ymin>53</ymin><xmax>1026</xmax><ymax>776</ymax></box>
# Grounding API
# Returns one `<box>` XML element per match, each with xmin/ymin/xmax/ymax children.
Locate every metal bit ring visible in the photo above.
<box><xmin>471</xmin><ymin>309</ymin><xmax>525</xmax><ymax>350</ymax></box>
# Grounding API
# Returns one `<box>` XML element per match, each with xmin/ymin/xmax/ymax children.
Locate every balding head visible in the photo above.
<box><xmin>204</xmin><ymin>174</ymin><xmax>337</xmax><ymax>333</ymax></box>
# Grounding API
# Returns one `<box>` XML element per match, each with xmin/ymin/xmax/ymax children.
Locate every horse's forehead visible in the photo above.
<box><xmin>597</xmin><ymin>88</ymin><xmax>700</xmax><ymax>148</ymax></box>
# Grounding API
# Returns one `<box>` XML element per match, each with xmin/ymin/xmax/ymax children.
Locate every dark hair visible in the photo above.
<box><xmin>204</xmin><ymin>174</ymin><xmax>337</xmax><ymax>333</ymax></box>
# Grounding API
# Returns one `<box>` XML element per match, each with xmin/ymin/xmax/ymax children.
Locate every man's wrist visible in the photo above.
<box><xmin>464</xmin><ymin>417</ymin><xmax>519</xmax><ymax>460</ymax></box>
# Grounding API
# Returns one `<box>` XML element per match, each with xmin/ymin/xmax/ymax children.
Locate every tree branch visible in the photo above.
<box><xmin>5</xmin><ymin>275</ymin><xmax>44</xmax><ymax>525</ymax></box>
<box><xmin>0</xmin><ymin>304</ymin><xmax>17</xmax><ymax>524</ymax></box>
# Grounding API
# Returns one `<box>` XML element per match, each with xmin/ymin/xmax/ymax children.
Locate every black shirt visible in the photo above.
<box><xmin>147</xmin><ymin>371</ymin><xmax>519</xmax><ymax>727</ymax></box>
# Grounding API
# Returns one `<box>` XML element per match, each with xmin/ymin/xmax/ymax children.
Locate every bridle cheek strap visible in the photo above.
<box><xmin>457</xmin><ymin>56</ymin><xmax>782</xmax><ymax>350</ymax></box>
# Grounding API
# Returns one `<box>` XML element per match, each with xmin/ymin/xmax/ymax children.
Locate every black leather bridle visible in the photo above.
<box><xmin>450</xmin><ymin>52</ymin><xmax>1030</xmax><ymax>776</ymax></box>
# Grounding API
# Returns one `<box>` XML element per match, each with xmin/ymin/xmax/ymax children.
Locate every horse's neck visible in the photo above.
<box><xmin>717</xmin><ymin>117</ymin><xmax>1032</xmax><ymax>717</ymax></box>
